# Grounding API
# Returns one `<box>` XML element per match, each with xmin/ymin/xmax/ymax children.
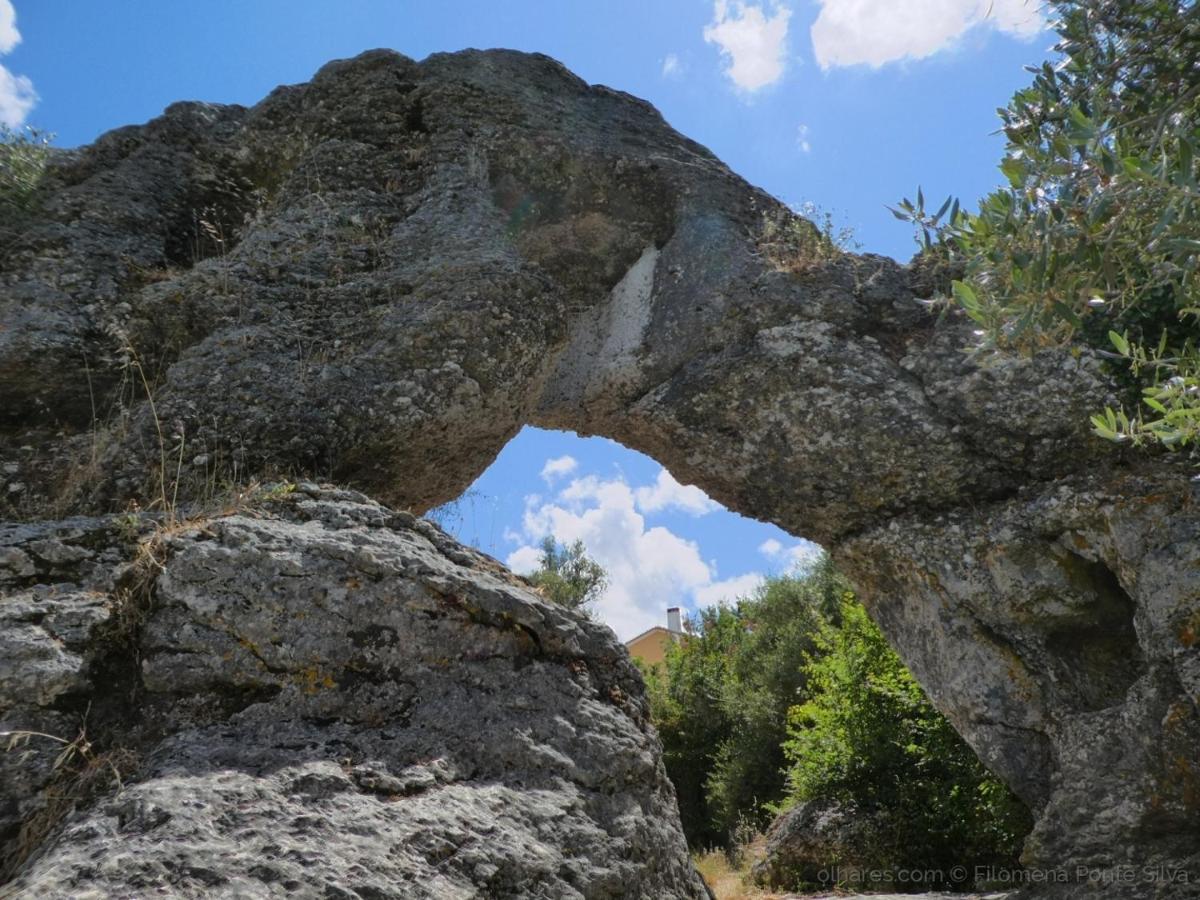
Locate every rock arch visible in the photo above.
<box><xmin>2</xmin><ymin>49</ymin><xmax>1198</xmax><ymax>895</ymax></box>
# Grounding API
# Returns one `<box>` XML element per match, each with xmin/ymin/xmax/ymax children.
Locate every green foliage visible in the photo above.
<box><xmin>647</xmin><ymin>558</ymin><xmax>1031</xmax><ymax>870</ymax></box>
<box><xmin>888</xmin><ymin>187</ymin><xmax>960</xmax><ymax>254</ymax></box>
<box><xmin>783</xmin><ymin>597</ymin><xmax>1031</xmax><ymax>883</ymax></box>
<box><xmin>643</xmin><ymin>602</ymin><xmax>744</xmax><ymax>848</ymax></box>
<box><xmin>645</xmin><ymin>557</ymin><xmax>853</xmax><ymax>847</ymax></box>
<box><xmin>525</xmin><ymin>536</ymin><xmax>607</xmax><ymax>614</ymax></box>
<box><xmin>896</xmin><ymin>0</ymin><xmax>1200</xmax><ymax>453</ymax></box>
<box><xmin>0</xmin><ymin>124</ymin><xmax>52</xmax><ymax>219</ymax></box>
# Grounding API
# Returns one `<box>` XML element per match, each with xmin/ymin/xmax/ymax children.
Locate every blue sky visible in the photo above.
<box><xmin>2</xmin><ymin>0</ymin><xmax>1049</xmax><ymax>638</ymax></box>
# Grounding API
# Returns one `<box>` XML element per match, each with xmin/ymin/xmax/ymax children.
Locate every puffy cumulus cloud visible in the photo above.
<box><xmin>694</xmin><ymin>572</ymin><xmax>765</xmax><ymax>607</ymax></box>
<box><xmin>506</xmin><ymin>470</ymin><xmax>759</xmax><ymax>640</ymax></box>
<box><xmin>539</xmin><ymin>455</ymin><xmax>578</xmax><ymax>483</ymax></box>
<box><xmin>759</xmin><ymin>536</ymin><xmax>824</xmax><ymax>570</ymax></box>
<box><xmin>0</xmin><ymin>1</ymin><xmax>18</xmax><ymax>54</ymax></box>
<box><xmin>758</xmin><ymin>538</ymin><xmax>784</xmax><ymax>556</ymax></box>
<box><xmin>662</xmin><ymin>53</ymin><xmax>683</xmax><ymax>79</ymax></box>
<box><xmin>0</xmin><ymin>1</ymin><xmax>35</xmax><ymax>127</ymax></box>
<box><xmin>704</xmin><ymin>1</ymin><xmax>793</xmax><ymax>91</ymax></box>
<box><xmin>810</xmin><ymin>0</ymin><xmax>1044</xmax><ymax>70</ymax></box>
<box><xmin>0</xmin><ymin>65</ymin><xmax>34</xmax><ymax>127</ymax></box>
<box><xmin>633</xmin><ymin>468</ymin><xmax>719</xmax><ymax>516</ymax></box>
<box><xmin>507</xmin><ymin>544</ymin><xmax>543</xmax><ymax>575</ymax></box>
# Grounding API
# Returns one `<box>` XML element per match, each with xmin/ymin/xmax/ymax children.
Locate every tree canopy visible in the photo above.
<box><xmin>897</xmin><ymin>0</ymin><xmax>1200</xmax><ymax>451</ymax></box>
<box><xmin>643</xmin><ymin>557</ymin><xmax>1030</xmax><ymax>879</ymax></box>
<box><xmin>525</xmin><ymin>536</ymin><xmax>607</xmax><ymax>614</ymax></box>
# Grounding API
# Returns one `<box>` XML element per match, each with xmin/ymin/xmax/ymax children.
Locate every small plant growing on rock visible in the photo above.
<box><xmin>0</xmin><ymin>124</ymin><xmax>53</xmax><ymax>218</ymax></box>
<box><xmin>758</xmin><ymin>202</ymin><xmax>859</xmax><ymax>274</ymax></box>
<box><xmin>259</xmin><ymin>480</ymin><xmax>297</xmax><ymax>502</ymax></box>
<box><xmin>0</xmin><ymin>719</ymin><xmax>137</xmax><ymax>881</ymax></box>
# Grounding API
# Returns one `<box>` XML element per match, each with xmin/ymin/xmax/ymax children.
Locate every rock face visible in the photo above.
<box><xmin>1</xmin><ymin>47</ymin><xmax>1197</xmax><ymax>898</ymax></box>
<box><xmin>841</xmin><ymin>464</ymin><xmax>1200</xmax><ymax>896</ymax></box>
<box><xmin>0</xmin><ymin>485</ymin><xmax>710</xmax><ymax>898</ymax></box>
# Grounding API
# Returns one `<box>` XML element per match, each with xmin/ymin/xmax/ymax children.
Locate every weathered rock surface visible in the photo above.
<box><xmin>0</xmin><ymin>48</ymin><xmax>1110</xmax><ymax>538</ymax></box>
<box><xmin>1</xmin><ymin>47</ymin><xmax>1197</xmax><ymax>898</ymax></box>
<box><xmin>842</xmin><ymin>462</ymin><xmax>1200</xmax><ymax>898</ymax></box>
<box><xmin>0</xmin><ymin>485</ymin><xmax>710</xmax><ymax>898</ymax></box>
<box><xmin>751</xmin><ymin>800</ymin><xmax>888</xmax><ymax>892</ymax></box>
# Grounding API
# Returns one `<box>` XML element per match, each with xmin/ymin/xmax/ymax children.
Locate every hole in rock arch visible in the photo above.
<box><xmin>427</xmin><ymin>425</ymin><xmax>823</xmax><ymax>641</ymax></box>
<box><xmin>430</xmin><ymin>427</ymin><xmax>1036</xmax><ymax>872</ymax></box>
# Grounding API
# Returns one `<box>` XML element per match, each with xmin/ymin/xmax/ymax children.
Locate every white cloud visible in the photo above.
<box><xmin>0</xmin><ymin>1</ymin><xmax>19</xmax><ymax>55</ymax></box>
<box><xmin>0</xmin><ymin>66</ymin><xmax>34</xmax><ymax>127</ymax></box>
<box><xmin>759</xmin><ymin>536</ymin><xmax>824</xmax><ymax>570</ymax></box>
<box><xmin>758</xmin><ymin>538</ymin><xmax>783</xmax><ymax>557</ymax></box>
<box><xmin>796</xmin><ymin>123</ymin><xmax>811</xmax><ymax>153</ymax></box>
<box><xmin>507</xmin><ymin>544</ymin><xmax>543</xmax><ymax>575</ymax></box>
<box><xmin>704</xmin><ymin>1</ymin><xmax>793</xmax><ymax>91</ymax></box>
<box><xmin>810</xmin><ymin>0</ymin><xmax>1044</xmax><ymax>70</ymax></box>
<box><xmin>695</xmin><ymin>573</ymin><xmax>764</xmax><ymax>607</ymax></box>
<box><xmin>0</xmin><ymin>2</ymin><xmax>35</xmax><ymax>128</ymax></box>
<box><xmin>633</xmin><ymin>468</ymin><xmax>719</xmax><ymax>517</ymax></box>
<box><xmin>540</xmin><ymin>455</ymin><xmax>578</xmax><ymax>483</ymax></box>
<box><xmin>662</xmin><ymin>53</ymin><xmax>683</xmax><ymax>79</ymax></box>
<box><xmin>506</xmin><ymin>469</ymin><xmax>763</xmax><ymax>640</ymax></box>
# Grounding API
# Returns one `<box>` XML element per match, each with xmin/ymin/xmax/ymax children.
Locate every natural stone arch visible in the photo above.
<box><xmin>2</xmin><ymin>49</ymin><xmax>1197</xmax><ymax>894</ymax></box>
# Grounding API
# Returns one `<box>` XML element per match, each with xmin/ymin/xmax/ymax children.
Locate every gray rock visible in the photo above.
<box><xmin>0</xmin><ymin>487</ymin><xmax>710</xmax><ymax>898</ymax></box>
<box><xmin>1</xmin><ymin>47</ymin><xmax>1196</xmax><ymax>898</ymax></box>
<box><xmin>751</xmin><ymin>801</ymin><xmax>887</xmax><ymax>891</ymax></box>
<box><xmin>0</xmin><ymin>48</ymin><xmax>1107</xmax><ymax>538</ymax></box>
<box><xmin>840</xmin><ymin>463</ymin><xmax>1200</xmax><ymax>899</ymax></box>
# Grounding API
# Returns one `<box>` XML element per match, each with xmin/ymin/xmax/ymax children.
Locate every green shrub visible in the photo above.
<box><xmin>703</xmin><ymin>559</ymin><xmax>848</xmax><ymax>838</ymax></box>
<box><xmin>897</xmin><ymin>0</ymin><xmax>1200</xmax><ymax>453</ymax></box>
<box><xmin>645</xmin><ymin>558</ymin><xmax>852</xmax><ymax>847</ymax></box>
<box><xmin>648</xmin><ymin>560</ymin><xmax>1032</xmax><ymax>871</ymax></box>
<box><xmin>0</xmin><ymin>124</ymin><xmax>52</xmax><ymax>218</ymax></box>
<box><xmin>782</xmin><ymin>597</ymin><xmax>1031</xmax><ymax>885</ymax></box>
<box><xmin>643</xmin><ymin>603</ymin><xmax>742</xmax><ymax>848</ymax></box>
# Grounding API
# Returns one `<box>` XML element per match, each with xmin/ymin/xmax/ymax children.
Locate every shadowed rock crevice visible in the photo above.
<box><xmin>1043</xmin><ymin>553</ymin><xmax>1145</xmax><ymax>713</ymax></box>
<box><xmin>2</xmin><ymin>48</ymin><xmax>1198</xmax><ymax>898</ymax></box>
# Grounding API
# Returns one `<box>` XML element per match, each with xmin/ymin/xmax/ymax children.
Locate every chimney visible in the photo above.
<box><xmin>667</xmin><ymin>607</ymin><xmax>682</xmax><ymax>634</ymax></box>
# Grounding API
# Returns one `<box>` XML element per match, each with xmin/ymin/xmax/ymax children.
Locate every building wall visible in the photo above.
<box><xmin>626</xmin><ymin>627</ymin><xmax>674</xmax><ymax>668</ymax></box>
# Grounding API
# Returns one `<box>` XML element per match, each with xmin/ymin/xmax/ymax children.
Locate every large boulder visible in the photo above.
<box><xmin>1</xmin><ymin>47</ymin><xmax>1197</xmax><ymax>897</ymax></box>
<box><xmin>751</xmin><ymin>801</ymin><xmax>884</xmax><ymax>892</ymax></box>
<box><xmin>0</xmin><ymin>485</ymin><xmax>710</xmax><ymax>898</ymax></box>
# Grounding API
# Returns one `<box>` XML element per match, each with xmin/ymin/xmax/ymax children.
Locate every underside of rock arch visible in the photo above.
<box><xmin>2</xmin><ymin>49</ymin><xmax>1198</xmax><ymax>898</ymax></box>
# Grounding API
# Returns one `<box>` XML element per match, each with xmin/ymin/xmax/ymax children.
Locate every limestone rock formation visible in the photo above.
<box><xmin>841</xmin><ymin>463</ymin><xmax>1200</xmax><ymax>895</ymax></box>
<box><xmin>0</xmin><ymin>485</ymin><xmax>710</xmax><ymax>898</ymax></box>
<box><xmin>1</xmin><ymin>47</ymin><xmax>1197</xmax><ymax>898</ymax></box>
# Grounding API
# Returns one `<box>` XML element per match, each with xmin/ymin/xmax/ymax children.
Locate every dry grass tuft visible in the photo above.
<box><xmin>694</xmin><ymin>835</ymin><xmax>779</xmax><ymax>900</ymax></box>
<box><xmin>756</xmin><ymin>204</ymin><xmax>859</xmax><ymax>276</ymax></box>
<box><xmin>0</xmin><ymin>725</ymin><xmax>139</xmax><ymax>881</ymax></box>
